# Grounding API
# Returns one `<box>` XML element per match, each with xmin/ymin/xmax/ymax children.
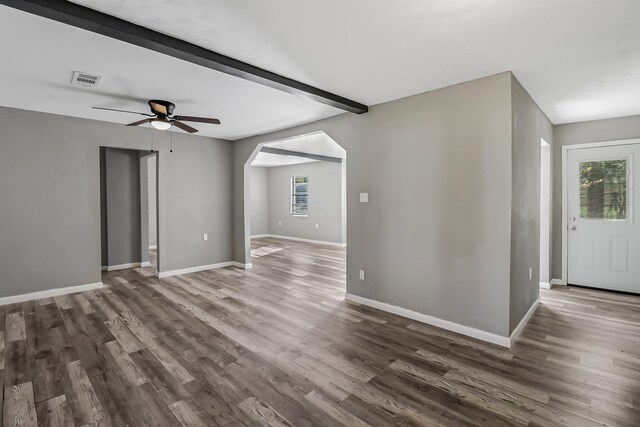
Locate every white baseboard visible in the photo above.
<box><xmin>539</xmin><ymin>282</ymin><xmax>551</xmax><ymax>290</ymax></box>
<box><xmin>140</xmin><ymin>261</ymin><xmax>152</xmax><ymax>268</ymax></box>
<box><xmin>159</xmin><ymin>261</ymin><xmax>233</xmax><ymax>278</ymax></box>
<box><xmin>159</xmin><ymin>259</ymin><xmax>254</xmax><ymax>278</ymax></box>
<box><xmin>107</xmin><ymin>262</ymin><xmax>141</xmax><ymax>271</ymax></box>
<box><xmin>509</xmin><ymin>297</ymin><xmax>540</xmax><ymax>346</ymax></box>
<box><xmin>231</xmin><ymin>262</ymin><xmax>253</xmax><ymax>269</ymax></box>
<box><xmin>101</xmin><ymin>266</ymin><xmax>107</xmax><ymax>271</ymax></box>
<box><xmin>255</xmin><ymin>234</ymin><xmax>346</xmax><ymax>248</ymax></box>
<box><xmin>149</xmin><ymin>245</ymin><xmax>157</xmax><ymax>250</ymax></box>
<box><xmin>250</xmin><ymin>234</ymin><xmax>270</xmax><ymax>239</ymax></box>
<box><xmin>550</xmin><ymin>278</ymin><xmax>566</xmax><ymax>286</ymax></box>
<box><xmin>0</xmin><ymin>282</ymin><xmax>104</xmax><ymax>306</ymax></box>
<box><xmin>345</xmin><ymin>293</ymin><xmax>511</xmax><ymax>348</ymax></box>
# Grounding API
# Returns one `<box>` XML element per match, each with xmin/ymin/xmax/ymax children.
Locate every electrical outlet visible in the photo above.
<box><xmin>278</xmin><ymin>220</ymin><xmax>282</xmax><ymax>226</ymax></box>
<box><xmin>315</xmin><ymin>223</ymin><xmax>319</xmax><ymax>229</ymax></box>
<box><xmin>529</xmin><ymin>268</ymin><xmax>532</xmax><ymax>280</ymax></box>
<box><xmin>360</xmin><ymin>192</ymin><xmax>369</xmax><ymax>203</ymax></box>
<box><xmin>359</xmin><ymin>270</ymin><xmax>365</xmax><ymax>280</ymax></box>
<box><xmin>203</xmin><ymin>233</ymin><xmax>208</xmax><ymax>241</ymax></box>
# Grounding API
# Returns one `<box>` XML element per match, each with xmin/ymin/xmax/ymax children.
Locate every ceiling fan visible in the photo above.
<box><xmin>93</xmin><ymin>100</ymin><xmax>220</xmax><ymax>133</ymax></box>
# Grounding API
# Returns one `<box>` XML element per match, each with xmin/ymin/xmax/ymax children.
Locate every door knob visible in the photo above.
<box><xmin>569</xmin><ymin>216</ymin><xmax>576</xmax><ymax>221</ymax></box>
<box><xmin>569</xmin><ymin>225</ymin><xmax>576</xmax><ymax>231</ymax></box>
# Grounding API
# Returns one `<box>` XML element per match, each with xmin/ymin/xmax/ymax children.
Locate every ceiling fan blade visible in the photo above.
<box><xmin>173</xmin><ymin>115</ymin><xmax>221</xmax><ymax>125</ymax></box>
<box><xmin>126</xmin><ymin>118</ymin><xmax>152</xmax><ymax>127</ymax></box>
<box><xmin>172</xmin><ymin>121</ymin><xmax>199</xmax><ymax>133</ymax></box>
<box><xmin>93</xmin><ymin>106</ymin><xmax>154</xmax><ymax>116</ymax></box>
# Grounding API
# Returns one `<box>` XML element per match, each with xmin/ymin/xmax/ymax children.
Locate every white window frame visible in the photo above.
<box><xmin>290</xmin><ymin>176</ymin><xmax>309</xmax><ymax>217</ymax></box>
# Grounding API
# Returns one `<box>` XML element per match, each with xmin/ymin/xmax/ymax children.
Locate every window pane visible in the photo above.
<box><xmin>291</xmin><ymin>176</ymin><xmax>309</xmax><ymax>215</ymax></box>
<box><xmin>579</xmin><ymin>160</ymin><xmax>627</xmax><ymax>220</ymax></box>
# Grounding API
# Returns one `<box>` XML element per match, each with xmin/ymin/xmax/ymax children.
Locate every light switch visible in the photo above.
<box><xmin>359</xmin><ymin>270</ymin><xmax>365</xmax><ymax>280</ymax></box>
<box><xmin>360</xmin><ymin>192</ymin><xmax>369</xmax><ymax>203</ymax></box>
<box><xmin>203</xmin><ymin>234</ymin><xmax>208</xmax><ymax>241</ymax></box>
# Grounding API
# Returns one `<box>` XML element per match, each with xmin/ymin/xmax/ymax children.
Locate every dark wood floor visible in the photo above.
<box><xmin>2</xmin><ymin>237</ymin><xmax>640</xmax><ymax>426</ymax></box>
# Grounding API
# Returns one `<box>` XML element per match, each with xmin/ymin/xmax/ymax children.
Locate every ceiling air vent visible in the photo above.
<box><xmin>70</xmin><ymin>71</ymin><xmax>102</xmax><ymax>88</ymax></box>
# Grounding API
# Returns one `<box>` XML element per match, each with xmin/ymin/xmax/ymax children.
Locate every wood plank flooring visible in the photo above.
<box><xmin>2</xmin><ymin>236</ymin><xmax>640</xmax><ymax>426</ymax></box>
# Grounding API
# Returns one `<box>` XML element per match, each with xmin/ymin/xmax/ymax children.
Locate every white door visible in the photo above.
<box><xmin>567</xmin><ymin>143</ymin><xmax>639</xmax><ymax>293</ymax></box>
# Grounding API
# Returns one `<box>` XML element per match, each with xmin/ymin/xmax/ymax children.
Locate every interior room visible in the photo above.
<box><xmin>100</xmin><ymin>147</ymin><xmax>160</xmax><ymax>276</ymax></box>
<box><xmin>247</xmin><ymin>132</ymin><xmax>346</xmax><ymax>272</ymax></box>
<box><xmin>0</xmin><ymin>1</ymin><xmax>639</xmax><ymax>426</ymax></box>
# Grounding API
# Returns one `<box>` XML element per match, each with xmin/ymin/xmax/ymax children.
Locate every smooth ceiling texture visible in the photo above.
<box><xmin>250</xmin><ymin>153</ymin><xmax>318</xmax><ymax>168</ymax></box>
<box><xmin>69</xmin><ymin>0</ymin><xmax>640</xmax><ymax>125</ymax></box>
<box><xmin>2</xmin><ymin>1</ymin><xmax>639</xmax><ymax>135</ymax></box>
<box><xmin>0</xmin><ymin>6</ymin><xmax>343</xmax><ymax>140</ymax></box>
<box><xmin>263</xmin><ymin>132</ymin><xmax>346</xmax><ymax>158</ymax></box>
<box><xmin>251</xmin><ymin>132</ymin><xmax>345</xmax><ymax>167</ymax></box>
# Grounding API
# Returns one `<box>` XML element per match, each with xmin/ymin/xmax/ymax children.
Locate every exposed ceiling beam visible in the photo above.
<box><xmin>260</xmin><ymin>147</ymin><xmax>343</xmax><ymax>163</ymax></box>
<box><xmin>0</xmin><ymin>0</ymin><xmax>369</xmax><ymax>114</ymax></box>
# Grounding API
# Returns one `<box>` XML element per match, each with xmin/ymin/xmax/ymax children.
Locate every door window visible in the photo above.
<box><xmin>579</xmin><ymin>159</ymin><xmax>628</xmax><ymax>221</ymax></box>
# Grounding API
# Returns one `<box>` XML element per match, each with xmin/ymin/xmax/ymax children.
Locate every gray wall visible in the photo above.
<box><xmin>267</xmin><ymin>161</ymin><xmax>344</xmax><ymax>244</ymax></box>
<box><xmin>509</xmin><ymin>75</ymin><xmax>553</xmax><ymax>333</ymax></box>
<box><xmin>139</xmin><ymin>154</ymin><xmax>149</xmax><ymax>265</ymax></box>
<box><xmin>105</xmin><ymin>148</ymin><xmax>141</xmax><ymax>266</ymax></box>
<box><xmin>100</xmin><ymin>147</ymin><xmax>108</xmax><ymax>266</ymax></box>
<box><xmin>234</xmin><ymin>73</ymin><xmax>514</xmax><ymax>337</ymax></box>
<box><xmin>0</xmin><ymin>106</ymin><xmax>232</xmax><ymax>298</ymax></box>
<box><xmin>148</xmin><ymin>156</ymin><xmax>158</xmax><ymax>247</ymax></box>
<box><xmin>164</xmin><ymin>134</ymin><xmax>233</xmax><ymax>272</ymax></box>
<box><xmin>551</xmin><ymin>114</ymin><xmax>640</xmax><ymax>278</ymax></box>
<box><xmin>540</xmin><ymin>143</ymin><xmax>551</xmax><ymax>284</ymax></box>
<box><xmin>138</xmin><ymin>152</ymin><xmax>157</xmax><ymax>265</ymax></box>
<box><xmin>249</xmin><ymin>166</ymin><xmax>269</xmax><ymax>236</ymax></box>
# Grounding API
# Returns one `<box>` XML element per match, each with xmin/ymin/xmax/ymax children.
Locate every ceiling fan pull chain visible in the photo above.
<box><xmin>170</xmin><ymin>132</ymin><xmax>173</xmax><ymax>153</ymax></box>
<box><xmin>150</xmin><ymin>130</ymin><xmax>155</xmax><ymax>152</ymax></box>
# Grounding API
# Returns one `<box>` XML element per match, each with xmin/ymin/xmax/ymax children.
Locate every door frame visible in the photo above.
<box><xmin>561</xmin><ymin>138</ymin><xmax>640</xmax><ymax>286</ymax></box>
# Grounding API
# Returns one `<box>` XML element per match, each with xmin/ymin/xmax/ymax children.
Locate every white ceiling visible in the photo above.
<box><xmin>251</xmin><ymin>131</ymin><xmax>345</xmax><ymax>167</ymax></box>
<box><xmin>264</xmin><ymin>132</ymin><xmax>346</xmax><ymax>159</ymax></box>
<box><xmin>0</xmin><ymin>6</ymin><xmax>342</xmax><ymax>140</ymax></box>
<box><xmin>1</xmin><ymin>1</ymin><xmax>639</xmax><ymax>138</ymax></box>
<box><xmin>68</xmin><ymin>0</ymin><xmax>640</xmax><ymax>125</ymax></box>
<box><xmin>251</xmin><ymin>152</ymin><xmax>318</xmax><ymax>168</ymax></box>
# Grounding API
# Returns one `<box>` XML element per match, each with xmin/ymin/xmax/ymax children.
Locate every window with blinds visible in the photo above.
<box><xmin>291</xmin><ymin>176</ymin><xmax>309</xmax><ymax>216</ymax></box>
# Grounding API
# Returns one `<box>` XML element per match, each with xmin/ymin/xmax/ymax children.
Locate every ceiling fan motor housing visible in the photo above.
<box><xmin>149</xmin><ymin>100</ymin><xmax>175</xmax><ymax>116</ymax></box>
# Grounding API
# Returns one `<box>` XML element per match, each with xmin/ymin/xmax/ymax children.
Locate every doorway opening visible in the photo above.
<box><xmin>100</xmin><ymin>147</ymin><xmax>160</xmax><ymax>277</ymax></box>
<box><xmin>140</xmin><ymin>152</ymin><xmax>158</xmax><ymax>274</ymax></box>
<box><xmin>243</xmin><ymin>131</ymin><xmax>346</xmax><ymax>285</ymax></box>
<box><xmin>539</xmin><ymin>139</ymin><xmax>551</xmax><ymax>288</ymax></box>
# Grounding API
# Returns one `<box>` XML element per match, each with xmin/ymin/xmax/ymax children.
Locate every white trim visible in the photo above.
<box><xmin>345</xmin><ymin>293</ymin><xmax>511</xmax><ymax>348</ymax></box>
<box><xmin>550</xmin><ymin>278</ymin><xmax>566</xmax><ymax>286</ymax></box>
<box><xmin>107</xmin><ymin>262</ymin><xmax>141</xmax><ymax>271</ymax></box>
<box><xmin>255</xmin><ymin>234</ymin><xmax>346</xmax><ymax>248</ymax></box>
<box><xmin>101</xmin><ymin>266</ymin><xmax>107</xmax><ymax>271</ymax></box>
<box><xmin>250</xmin><ymin>234</ymin><xmax>270</xmax><ymax>239</ymax></box>
<box><xmin>0</xmin><ymin>282</ymin><xmax>104</xmax><ymax>306</ymax></box>
<box><xmin>149</xmin><ymin>245</ymin><xmax>157</xmax><ymax>250</ymax></box>
<box><xmin>509</xmin><ymin>297</ymin><xmax>540</xmax><ymax>346</ymax></box>
<box><xmin>158</xmin><ymin>261</ymin><xmax>237</xmax><ymax>278</ymax></box>
<box><xmin>231</xmin><ymin>262</ymin><xmax>253</xmax><ymax>269</ymax></box>
<box><xmin>561</xmin><ymin>138</ymin><xmax>640</xmax><ymax>286</ymax></box>
<box><xmin>140</xmin><ymin>261</ymin><xmax>152</xmax><ymax>268</ymax></box>
<box><xmin>539</xmin><ymin>282</ymin><xmax>551</xmax><ymax>290</ymax></box>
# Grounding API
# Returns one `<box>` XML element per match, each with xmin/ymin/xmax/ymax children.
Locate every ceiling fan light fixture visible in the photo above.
<box><xmin>150</xmin><ymin>119</ymin><xmax>171</xmax><ymax>131</ymax></box>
